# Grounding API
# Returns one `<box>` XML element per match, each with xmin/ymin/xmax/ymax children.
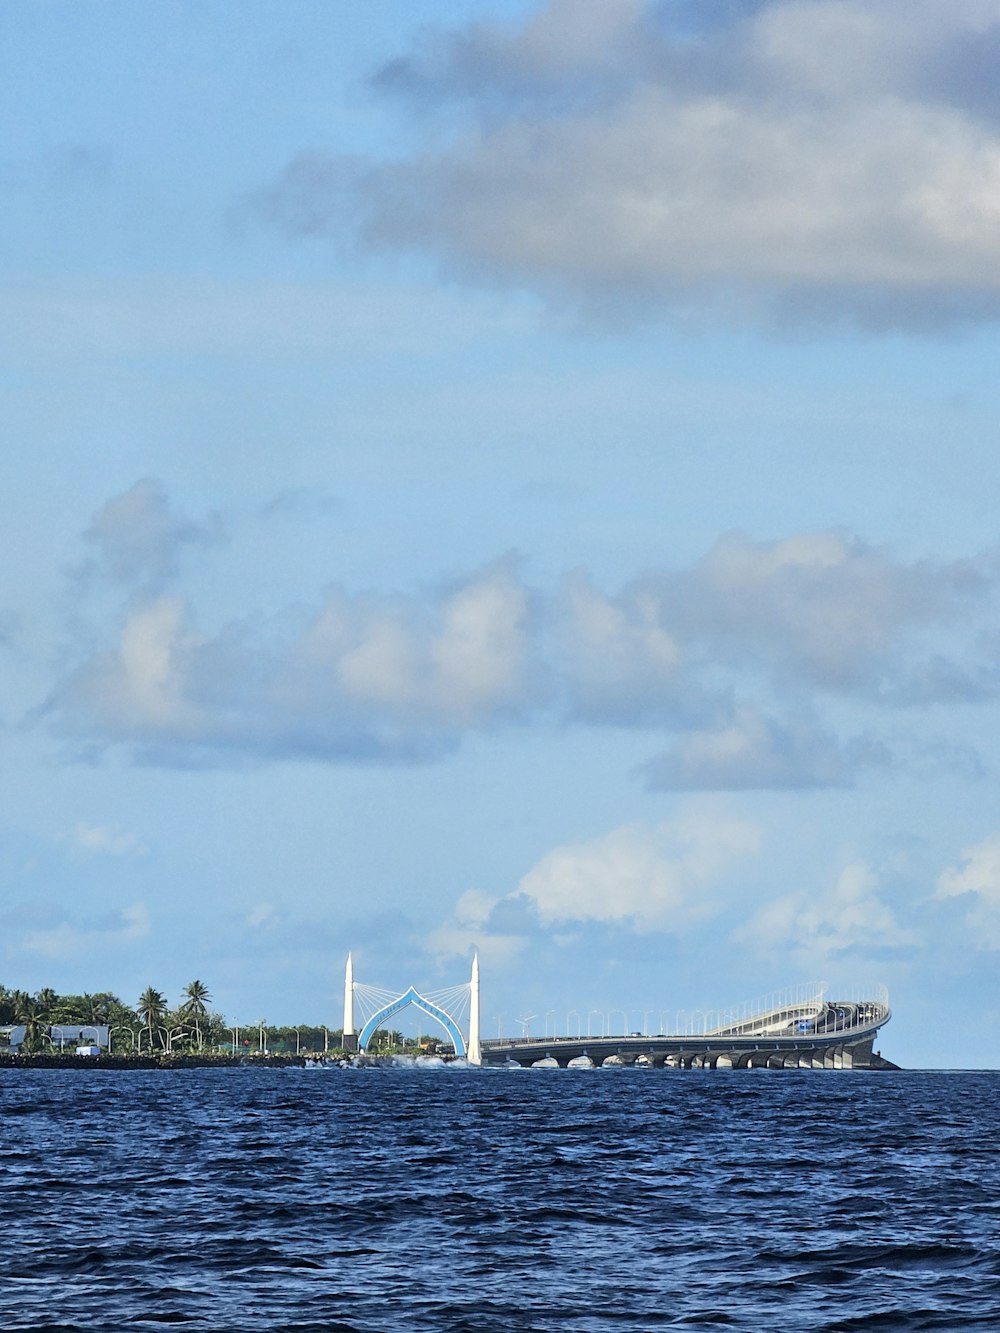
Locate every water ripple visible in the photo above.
<box><xmin>1</xmin><ymin>1068</ymin><xmax>999</xmax><ymax>1331</ymax></box>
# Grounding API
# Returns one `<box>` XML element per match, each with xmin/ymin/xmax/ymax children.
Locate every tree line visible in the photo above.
<box><xmin>0</xmin><ymin>982</ymin><xmax>347</xmax><ymax>1055</ymax></box>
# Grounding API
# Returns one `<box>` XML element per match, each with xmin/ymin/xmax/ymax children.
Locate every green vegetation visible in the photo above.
<box><xmin>0</xmin><ymin>982</ymin><xmax>348</xmax><ymax>1057</ymax></box>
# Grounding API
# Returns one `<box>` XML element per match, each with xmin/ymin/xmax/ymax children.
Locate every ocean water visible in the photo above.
<box><xmin>1</xmin><ymin>1065</ymin><xmax>998</xmax><ymax>1332</ymax></box>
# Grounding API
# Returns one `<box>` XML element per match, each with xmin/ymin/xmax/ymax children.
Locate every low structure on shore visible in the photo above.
<box><xmin>1</xmin><ymin>1023</ymin><xmax>110</xmax><ymax>1053</ymax></box>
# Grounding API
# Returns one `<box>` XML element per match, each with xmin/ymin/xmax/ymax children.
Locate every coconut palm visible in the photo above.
<box><xmin>182</xmin><ymin>980</ymin><xmax>210</xmax><ymax>1016</ymax></box>
<box><xmin>16</xmin><ymin>995</ymin><xmax>49</xmax><ymax>1054</ymax></box>
<box><xmin>137</xmin><ymin>986</ymin><xmax>167</xmax><ymax>1051</ymax></box>
<box><xmin>181</xmin><ymin>980</ymin><xmax>211</xmax><ymax>1050</ymax></box>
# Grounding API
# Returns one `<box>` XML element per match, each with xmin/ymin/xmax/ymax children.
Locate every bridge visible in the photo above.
<box><xmin>481</xmin><ymin>991</ymin><xmax>893</xmax><ymax>1069</ymax></box>
<box><xmin>340</xmin><ymin>958</ymin><xmax>892</xmax><ymax>1070</ymax></box>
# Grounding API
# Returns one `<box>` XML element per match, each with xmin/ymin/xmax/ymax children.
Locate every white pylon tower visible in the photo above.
<box><xmin>343</xmin><ymin>952</ymin><xmax>355</xmax><ymax>1042</ymax></box>
<box><xmin>467</xmin><ymin>951</ymin><xmax>482</xmax><ymax>1066</ymax></box>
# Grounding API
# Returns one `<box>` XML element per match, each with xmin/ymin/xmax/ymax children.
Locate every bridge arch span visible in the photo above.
<box><xmin>357</xmin><ymin>986</ymin><xmax>467</xmax><ymax>1057</ymax></box>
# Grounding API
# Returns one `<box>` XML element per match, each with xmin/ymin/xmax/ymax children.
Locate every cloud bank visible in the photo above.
<box><xmin>259</xmin><ymin>0</ymin><xmax>1000</xmax><ymax>329</ymax></box>
<box><xmin>40</xmin><ymin>483</ymin><xmax>999</xmax><ymax>787</ymax></box>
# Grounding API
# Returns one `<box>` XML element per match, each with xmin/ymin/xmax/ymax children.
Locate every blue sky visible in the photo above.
<box><xmin>6</xmin><ymin>0</ymin><xmax>1000</xmax><ymax>1067</ymax></box>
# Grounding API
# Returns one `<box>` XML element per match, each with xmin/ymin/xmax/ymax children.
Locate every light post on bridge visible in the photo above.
<box><xmin>566</xmin><ymin>1009</ymin><xmax>580</xmax><ymax>1038</ymax></box>
<box><xmin>516</xmin><ymin>1014</ymin><xmax>536</xmax><ymax>1040</ymax></box>
<box><xmin>609</xmin><ymin>1008</ymin><xmax>628</xmax><ymax>1037</ymax></box>
<box><xmin>587</xmin><ymin>1009</ymin><xmax>604</xmax><ymax>1037</ymax></box>
<box><xmin>544</xmin><ymin>1010</ymin><xmax>556</xmax><ymax>1038</ymax></box>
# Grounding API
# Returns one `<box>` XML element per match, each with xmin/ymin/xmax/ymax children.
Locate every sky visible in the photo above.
<box><xmin>5</xmin><ymin>0</ymin><xmax>1000</xmax><ymax>1068</ymax></box>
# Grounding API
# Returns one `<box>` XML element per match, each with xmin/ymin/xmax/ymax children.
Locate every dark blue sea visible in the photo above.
<box><xmin>1</xmin><ymin>1065</ymin><xmax>999</xmax><ymax>1332</ymax></box>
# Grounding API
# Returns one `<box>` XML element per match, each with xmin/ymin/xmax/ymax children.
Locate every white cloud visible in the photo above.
<box><xmin>424</xmin><ymin>889</ymin><xmax>526</xmax><ymax>968</ymax></box>
<box><xmin>558</xmin><ymin>570</ymin><xmax>682</xmax><ymax>723</ymax></box>
<box><xmin>24</xmin><ymin>902</ymin><xmax>151</xmax><ymax>961</ymax></box>
<box><xmin>57</xmin><ymin>596</ymin><xmax>203</xmax><ymax>743</ymax></box>
<box><xmin>937</xmin><ymin>833</ymin><xmax>1000</xmax><ymax>946</ymax></box>
<box><xmin>737</xmin><ymin>861</ymin><xmax>917</xmax><ymax>962</ymax></box>
<box><xmin>266</xmin><ymin>0</ymin><xmax>1000</xmax><ymax>330</ymax></box>
<box><xmin>69</xmin><ymin>822</ymin><xmax>148</xmax><ymax>858</ymax></box>
<box><xmin>428</xmin><ymin>809</ymin><xmax>761</xmax><ymax>959</ymax></box>
<box><xmin>517</xmin><ymin>811</ymin><xmax>762</xmax><ymax>931</ymax></box>
<box><xmin>428</xmin><ymin>568</ymin><xmax>530</xmax><ymax>721</ymax></box>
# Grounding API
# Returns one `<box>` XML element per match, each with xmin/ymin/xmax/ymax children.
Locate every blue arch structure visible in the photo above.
<box><xmin>357</xmin><ymin>986</ymin><xmax>467</xmax><ymax>1057</ymax></box>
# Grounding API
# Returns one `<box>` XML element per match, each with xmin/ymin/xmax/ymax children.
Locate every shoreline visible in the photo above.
<box><xmin>0</xmin><ymin>1053</ymin><xmax>322</xmax><ymax>1070</ymax></box>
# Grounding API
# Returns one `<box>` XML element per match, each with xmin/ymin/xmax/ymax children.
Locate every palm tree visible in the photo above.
<box><xmin>181</xmin><ymin>980</ymin><xmax>211</xmax><ymax>1051</ymax></box>
<box><xmin>137</xmin><ymin>987</ymin><xmax>167</xmax><ymax>1051</ymax></box>
<box><xmin>90</xmin><ymin>993</ymin><xmax>117</xmax><ymax>1024</ymax></box>
<box><xmin>16</xmin><ymin>995</ymin><xmax>49</xmax><ymax>1054</ymax></box>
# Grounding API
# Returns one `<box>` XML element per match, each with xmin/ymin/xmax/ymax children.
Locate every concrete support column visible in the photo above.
<box><xmin>343</xmin><ymin>953</ymin><xmax>355</xmax><ymax>1043</ymax></box>
<box><xmin>467</xmin><ymin>952</ymin><xmax>482</xmax><ymax>1066</ymax></box>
